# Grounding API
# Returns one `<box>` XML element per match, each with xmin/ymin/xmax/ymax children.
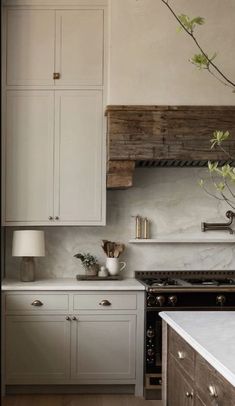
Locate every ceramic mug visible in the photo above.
<box><xmin>106</xmin><ymin>258</ymin><xmax>126</xmax><ymax>276</ymax></box>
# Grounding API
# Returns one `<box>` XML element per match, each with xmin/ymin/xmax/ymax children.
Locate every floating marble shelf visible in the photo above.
<box><xmin>129</xmin><ymin>238</ymin><xmax>235</xmax><ymax>244</ymax></box>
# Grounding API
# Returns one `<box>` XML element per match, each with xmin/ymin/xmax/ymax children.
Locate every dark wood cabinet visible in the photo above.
<box><xmin>163</xmin><ymin>323</ymin><xmax>235</xmax><ymax>406</ymax></box>
<box><xmin>168</xmin><ymin>354</ymin><xmax>194</xmax><ymax>406</ymax></box>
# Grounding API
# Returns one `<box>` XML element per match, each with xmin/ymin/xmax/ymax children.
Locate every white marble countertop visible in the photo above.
<box><xmin>160</xmin><ymin>311</ymin><xmax>235</xmax><ymax>387</ymax></box>
<box><xmin>1</xmin><ymin>278</ymin><xmax>145</xmax><ymax>291</ymax></box>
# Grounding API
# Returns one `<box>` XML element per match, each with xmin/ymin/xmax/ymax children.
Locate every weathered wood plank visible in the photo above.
<box><xmin>106</xmin><ymin>106</ymin><xmax>235</xmax><ymax>161</ymax></box>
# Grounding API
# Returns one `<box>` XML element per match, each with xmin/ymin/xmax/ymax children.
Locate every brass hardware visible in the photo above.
<box><xmin>53</xmin><ymin>72</ymin><xmax>60</xmax><ymax>80</ymax></box>
<box><xmin>201</xmin><ymin>210</ymin><xmax>235</xmax><ymax>234</ymax></box>
<box><xmin>156</xmin><ymin>295</ymin><xmax>165</xmax><ymax>306</ymax></box>
<box><xmin>72</xmin><ymin>316</ymin><xmax>77</xmax><ymax>321</ymax></box>
<box><xmin>168</xmin><ymin>295</ymin><xmax>178</xmax><ymax>306</ymax></box>
<box><xmin>65</xmin><ymin>316</ymin><xmax>71</xmax><ymax>321</ymax></box>
<box><xmin>31</xmin><ymin>300</ymin><xmax>43</xmax><ymax>307</ymax></box>
<box><xmin>186</xmin><ymin>391</ymin><xmax>194</xmax><ymax>398</ymax></box>
<box><xmin>177</xmin><ymin>351</ymin><xmax>185</xmax><ymax>360</ymax></box>
<box><xmin>99</xmin><ymin>299</ymin><xmax>111</xmax><ymax>306</ymax></box>
<box><xmin>55</xmin><ymin>216</ymin><xmax>60</xmax><ymax>220</ymax></box>
<box><xmin>208</xmin><ymin>385</ymin><xmax>218</xmax><ymax>398</ymax></box>
<box><xmin>48</xmin><ymin>216</ymin><xmax>53</xmax><ymax>220</ymax></box>
<box><xmin>143</xmin><ymin>218</ymin><xmax>150</xmax><ymax>239</ymax></box>
<box><xmin>216</xmin><ymin>294</ymin><xmax>226</xmax><ymax>306</ymax></box>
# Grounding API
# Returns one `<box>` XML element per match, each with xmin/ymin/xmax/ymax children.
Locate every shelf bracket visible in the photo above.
<box><xmin>201</xmin><ymin>211</ymin><xmax>235</xmax><ymax>234</ymax></box>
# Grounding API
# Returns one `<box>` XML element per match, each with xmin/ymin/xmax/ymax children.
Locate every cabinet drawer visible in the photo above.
<box><xmin>195</xmin><ymin>354</ymin><xmax>234</xmax><ymax>406</ymax></box>
<box><xmin>73</xmin><ymin>294</ymin><xmax>137</xmax><ymax>310</ymax></box>
<box><xmin>5</xmin><ymin>294</ymin><xmax>69</xmax><ymax>312</ymax></box>
<box><xmin>169</xmin><ymin>328</ymin><xmax>195</xmax><ymax>379</ymax></box>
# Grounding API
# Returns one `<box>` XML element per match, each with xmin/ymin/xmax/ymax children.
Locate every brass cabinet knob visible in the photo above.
<box><xmin>65</xmin><ymin>316</ymin><xmax>71</xmax><ymax>321</ymax></box>
<box><xmin>53</xmin><ymin>72</ymin><xmax>60</xmax><ymax>80</ymax></box>
<box><xmin>185</xmin><ymin>391</ymin><xmax>194</xmax><ymax>398</ymax></box>
<box><xmin>216</xmin><ymin>295</ymin><xmax>226</xmax><ymax>306</ymax></box>
<box><xmin>72</xmin><ymin>316</ymin><xmax>77</xmax><ymax>321</ymax></box>
<box><xmin>177</xmin><ymin>351</ymin><xmax>185</xmax><ymax>360</ymax></box>
<box><xmin>208</xmin><ymin>385</ymin><xmax>218</xmax><ymax>398</ymax></box>
<box><xmin>31</xmin><ymin>300</ymin><xmax>43</xmax><ymax>307</ymax></box>
<box><xmin>99</xmin><ymin>299</ymin><xmax>111</xmax><ymax>306</ymax></box>
<box><xmin>48</xmin><ymin>216</ymin><xmax>53</xmax><ymax>220</ymax></box>
<box><xmin>55</xmin><ymin>216</ymin><xmax>60</xmax><ymax>220</ymax></box>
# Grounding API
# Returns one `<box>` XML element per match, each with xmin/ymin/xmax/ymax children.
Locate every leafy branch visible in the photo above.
<box><xmin>161</xmin><ymin>0</ymin><xmax>235</xmax><ymax>90</ymax></box>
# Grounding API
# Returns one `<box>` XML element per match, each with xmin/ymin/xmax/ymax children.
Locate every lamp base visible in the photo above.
<box><xmin>20</xmin><ymin>257</ymin><xmax>35</xmax><ymax>282</ymax></box>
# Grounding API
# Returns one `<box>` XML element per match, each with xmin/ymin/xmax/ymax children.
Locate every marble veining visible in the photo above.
<box><xmin>160</xmin><ymin>311</ymin><xmax>235</xmax><ymax>387</ymax></box>
<box><xmin>5</xmin><ymin>168</ymin><xmax>235</xmax><ymax>279</ymax></box>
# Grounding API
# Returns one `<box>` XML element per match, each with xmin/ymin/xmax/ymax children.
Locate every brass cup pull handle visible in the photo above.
<box><xmin>53</xmin><ymin>72</ymin><xmax>60</xmax><ymax>80</ymax></box>
<box><xmin>177</xmin><ymin>351</ymin><xmax>185</xmax><ymax>360</ymax></box>
<box><xmin>65</xmin><ymin>316</ymin><xmax>71</xmax><ymax>321</ymax></box>
<box><xmin>99</xmin><ymin>300</ymin><xmax>111</xmax><ymax>306</ymax></box>
<box><xmin>208</xmin><ymin>385</ymin><xmax>218</xmax><ymax>398</ymax></box>
<box><xmin>72</xmin><ymin>316</ymin><xmax>77</xmax><ymax>321</ymax></box>
<box><xmin>31</xmin><ymin>300</ymin><xmax>43</xmax><ymax>307</ymax></box>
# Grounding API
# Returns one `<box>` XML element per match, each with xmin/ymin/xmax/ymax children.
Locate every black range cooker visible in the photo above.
<box><xmin>135</xmin><ymin>270</ymin><xmax>235</xmax><ymax>400</ymax></box>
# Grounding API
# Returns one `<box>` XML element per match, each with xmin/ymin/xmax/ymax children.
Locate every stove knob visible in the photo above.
<box><xmin>147</xmin><ymin>349</ymin><xmax>155</xmax><ymax>357</ymax></box>
<box><xmin>147</xmin><ymin>294</ymin><xmax>156</xmax><ymax>307</ymax></box>
<box><xmin>156</xmin><ymin>295</ymin><xmax>165</xmax><ymax>307</ymax></box>
<box><xmin>168</xmin><ymin>295</ymin><xmax>178</xmax><ymax>306</ymax></box>
<box><xmin>216</xmin><ymin>295</ymin><xmax>226</xmax><ymax>306</ymax></box>
<box><xmin>146</xmin><ymin>326</ymin><xmax>155</xmax><ymax>338</ymax></box>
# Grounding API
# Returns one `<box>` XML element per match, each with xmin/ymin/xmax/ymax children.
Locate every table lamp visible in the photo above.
<box><xmin>12</xmin><ymin>230</ymin><xmax>45</xmax><ymax>282</ymax></box>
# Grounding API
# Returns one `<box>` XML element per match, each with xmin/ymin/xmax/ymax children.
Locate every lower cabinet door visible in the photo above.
<box><xmin>6</xmin><ymin>316</ymin><xmax>70</xmax><ymax>384</ymax></box>
<box><xmin>168</xmin><ymin>354</ymin><xmax>194</xmax><ymax>406</ymax></box>
<box><xmin>71</xmin><ymin>315</ymin><xmax>136</xmax><ymax>381</ymax></box>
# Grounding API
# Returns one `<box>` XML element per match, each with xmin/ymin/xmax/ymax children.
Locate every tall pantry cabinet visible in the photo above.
<box><xmin>2</xmin><ymin>0</ymin><xmax>107</xmax><ymax>225</ymax></box>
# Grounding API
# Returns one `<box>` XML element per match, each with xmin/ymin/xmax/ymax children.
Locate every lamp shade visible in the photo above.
<box><xmin>12</xmin><ymin>230</ymin><xmax>45</xmax><ymax>257</ymax></box>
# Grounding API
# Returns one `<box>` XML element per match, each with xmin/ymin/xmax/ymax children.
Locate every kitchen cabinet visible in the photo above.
<box><xmin>71</xmin><ymin>315</ymin><xmax>136</xmax><ymax>381</ymax></box>
<box><xmin>5</xmin><ymin>90</ymin><xmax>104</xmax><ymax>225</ymax></box>
<box><xmin>6</xmin><ymin>9</ymin><xmax>55</xmax><ymax>86</ymax></box>
<box><xmin>6</xmin><ymin>315</ymin><xmax>70</xmax><ymax>383</ymax></box>
<box><xmin>3</xmin><ymin>290</ymin><xmax>144</xmax><ymax>395</ymax></box>
<box><xmin>2</xmin><ymin>1</ymin><xmax>106</xmax><ymax>226</ymax></box>
<box><xmin>162</xmin><ymin>324</ymin><xmax>235</xmax><ymax>406</ymax></box>
<box><xmin>6</xmin><ymin>8</ymin><xmax>104</xmax><ymax>87</ymax></box>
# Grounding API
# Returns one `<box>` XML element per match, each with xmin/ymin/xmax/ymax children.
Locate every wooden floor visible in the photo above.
<box><xmin>2</xmin><ymin>395</ymin><xmax>162</xmax><ymax>406</ymax></box>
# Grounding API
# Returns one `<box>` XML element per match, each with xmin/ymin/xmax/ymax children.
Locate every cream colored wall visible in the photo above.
<box><xmin>5</xmin><ymin>0</ymin><xmax>235</xmax><ymax>279</ymax></box>
<box><xmin>108</xmin><ymin>0</ymin><xmax>235</xmax><ymax>104</ymax></box>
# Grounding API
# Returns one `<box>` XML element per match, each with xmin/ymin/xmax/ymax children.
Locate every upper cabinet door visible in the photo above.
<box><xmin>5</xmin><ymin>91</ymin><xmax>54</xmax><ymax>223</ymax></box>
<box><xmin>55</xmin><ymin>10</ymin><xmax>104</xmax><ymax>86</ymax></box>
<box><xmin>6</xmin><ymin>9</ymin><xmax>55</xmax><ymax>86</ymax></box>
<box><xmin>54</xmin><ymin>90</ymin><xmax>105</xmax><ymax>224</ymax></box>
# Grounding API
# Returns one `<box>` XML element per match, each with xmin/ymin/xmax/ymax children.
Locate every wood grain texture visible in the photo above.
<box><xmin>2</xmin><ymin>394</ymin><xmax>162</xmax><ymax>406</ymax></box>
<box><xmin>106</xmin><ymin>105</ymin><xmax>235</xmax><ymax>161</ymax></box>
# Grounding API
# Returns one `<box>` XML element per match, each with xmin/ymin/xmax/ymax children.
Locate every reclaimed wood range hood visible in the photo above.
<box><xmin>106</xmin><ymin>105</ymin><xmax>235</xmax><ymax>189</ymax></box>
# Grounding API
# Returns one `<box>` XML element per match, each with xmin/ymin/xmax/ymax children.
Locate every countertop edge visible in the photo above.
<box><xmin>1</xmin><ymin>278</ymin><xmax>145</xmax><ymax>291</ymax></box>
<box><xmin>160</xmin><ymin>312</ymin><xmax>235</xmax><ymax>388</ymax></box>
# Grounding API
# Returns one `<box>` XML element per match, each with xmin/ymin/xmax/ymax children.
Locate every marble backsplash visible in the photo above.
<box><xmin>4</xmin><ymin>168</ymin><xmax>235</xmax><ymax>279</ymax></box>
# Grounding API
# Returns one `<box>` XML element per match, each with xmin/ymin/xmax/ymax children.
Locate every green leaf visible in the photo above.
<box><xmin>210</xmin><ymin>130</ymin><xmax>230</xmax><ymax>148</ymax></box>
<box><xmin>190</xmin><ymin>53</ymin><xmax>209</xmax><ymax>69</ymax></box>
<box><xmin>178</xmin><ymin>14</ymin><xmax>205</xmax><ymax>33</ymax></box>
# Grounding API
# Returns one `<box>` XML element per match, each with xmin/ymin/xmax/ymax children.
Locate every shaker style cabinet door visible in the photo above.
<box><xmin>54</xmin><ymin>90</ymin><xmax>104</xmax><ymax>224</ymax></box>
<box><xmin>55</xmin><ymin>10</ymin><xmax>104</xmax><ymax>86</ymax></box>
<box><xmin>167</xmin><ymin>354</ymin><xmax>194</xmax><ymax>406</ymax></box>
<box><xmin>5</xmin><ymin>316</ymin><xmax>70</xmax><ymax>384</ymax></box>
<box><xmin>5</xmin><ymin>91</ymin><xmax>54</xmax><ymax>223</ymax></box>
<box><xmin>6</xmin><ymin>9</ymin><xmax>55</xmax><ymax>86</ymax></box>
<box><xmin>71</xmin><ymin>315</ymin><xmax>136</xmax><ymax>381</ymax></box>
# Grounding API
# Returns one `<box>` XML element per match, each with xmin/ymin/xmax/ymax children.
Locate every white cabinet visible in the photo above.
<box><xmin>55</xmin><ymin>90</ymin><xmax>103</xmax><ymax>223</ymax></box>
<box><xmin>4</xmin><ymin>290</ymin><xmax>144</xmax><ymax>395</ymax></box>
<box><xmin>6</xmin><ymin>315</ymin><xmax>70</xmax><ymax>384</ymax></box>
<box><xmin>5</xmin><ymin>91</ymin><xmax>54</xmax><ymax>223</ymax></box>
<box><xmin>6</xmin><ymin>9</ymin><xmax>55</xmax><ymax>86</ymax></box>
<box><xmin>5</xmin><ymin>90</ymin><xmax>104</xmax><ymax>225</ymax></box>
<box><xmin>6</xmin><ymin>8</ymin><xmax>104</xmax><ymax>87</ymax></box>
<box><xmin>71</xmin><ymin>315</ymin><xmax>136</xmax><ymax>381</ymax></box>
<box><xmin>2</xmin><ymin>3</ymin><xmax>106</xmax><ymax>226</ymax></box>
<box><xmin>55</xmin><ymin>10</ymin><xmax>104</xmax><ymax>86</ymax></box>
